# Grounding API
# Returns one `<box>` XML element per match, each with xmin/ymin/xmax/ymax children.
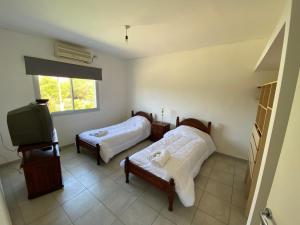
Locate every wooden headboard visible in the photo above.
<box><xmin>176</xmin><ymin>117</ymin><xmax>211</xmax><ymax>135</ymax></box>
<box><xmin>131</xmin><ymin>110</ymin><xmax>153</xmax><ymax>123</ymax></box>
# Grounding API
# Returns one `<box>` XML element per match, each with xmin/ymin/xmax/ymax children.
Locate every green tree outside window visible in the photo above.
<box><xmin>38</xmin><ymin>76</ymin><xmax>97</xmax><ymax>113</ymax></box>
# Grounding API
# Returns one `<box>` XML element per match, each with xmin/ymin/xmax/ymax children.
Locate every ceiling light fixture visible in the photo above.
<box><xmin>124</xmin><ymin>25</ymin><xmax>130</xmax><ymax>43</ymax></box>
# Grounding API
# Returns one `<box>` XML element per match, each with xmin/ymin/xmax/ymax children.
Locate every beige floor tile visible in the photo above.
<box><xmin>0</xmin><ymin>143</ymin><xmax>247</xmax><ymax>225</ymax></box>
<box><xmin>52</xmin><ymin>179</ymin><xmax>85</xmax><ymax>204</ymax></box>
<box><xmin>28</xmin><ymin>207</ymin><xmax>72</xmax><ymax>225</ymax></box>
<box><xmin>92</xmin><ymin>164</ymin><xmax>116</xmax><ymax>177</ymax></box>
<box><xmin>198</xmin><ymin>193</ymin><xmax>231</xmax><ymax>224</ymax></box>
<box><xmin>205</xmin><ymin>154</ymin><xmax>217</xmax><ymax>164</ymax></box>
<box><xmin>234</xmin><ymin>160</ymin><xmax>247</xmax><ymax>179</ymax></box>
<box><xmin>8</xmin><ymin>205</ymin><xmax>25</xmax><ymax>225</ymax></box>
<box><xmin>210</xmin><ymin>169</ymin><xmax>234</xmax><ymax>186</ymax></box>
<box><xmin>194</xmin><ymin>187</ymin><xmax>204</xmax><ymax>207</ymax></box>
<box><xmin>213</xmin><ymin>160</ymin><xmax>235</xmax><ymax>174</ymax></box>
<box><xmin>13</xmin><ymin>182</ymin><xmax>28</xmax><ymax>204</ymax></box>
<box><xmin>215</xmin><ymin>154</ymin><xmax>236</xmax><ymax>165</ymax></box>
<box><xmin>120</xmin><ymin>199</ymin><xmax>158</xmax><ymax>225</ymax></box>
<box><xmin>10</xmin><ymin>173</ymin><xmax>28</xmax><ymax>204</ymax></box>
<box><xmin>61</xmin><ymin>167</ymin><xmax>77</xmax><ymax>184</ymax></box>
<box><xmin>205</xmin><ymin>179</ymin><xmax>233</xmax><ymax>202</ymax></box>
<box><xmin>199</xmin><ymin>163</ymin><xmax>213</xmax><ymax>177</ymax></box>
<box><xmin>62</xmin><ymin>189</ymin><xmax>99</xmax><ymax>222</ymax></box>
<box><xmin>229</xmin><ymin>205</ymin><xmax>247</xmax><ymax>225</ymax></box>
<box><xmin>109</xmin><ymin>168</ymin><xmax>125</xmax><ymax>184</ymax></box>
<box><xmin>138</xmin><ymin>186</ymin><xmax>167</xmax><ymax>211</ymax></box>
<box><xmin>111</xmin><ymin>219</ymin><xmax>125</xmax><ymax>225</ymax></box>
<box><xmin>234</xmin><ymin>167</ymin><xmax>247</xmax><ymax>179</ymax></box>
<box><xmin>68</xmin><ymin>162</ymin><xmax>96</xmax><ymax>178</ymax></box>
<box><xmin>18</xmin><ymin>194</ymin><xmax>59</xmax><ymax>224</ymax></box>
<box><xmin>62</xmin><ymin>157</ymin><xmax>84</xmax><ymax>170</ymax></box>
<box><xmin>5</xmin><ymin>184</ymin><xmax>20</xmax><ymax>209</ymax></box>
<box><xmin>161</xmin><ymin>197</ymin><xmax>197</xmax><ymax>225</ymax></box>
<box><xmin>60</xmin><ymin>151</ymin><xmax>77</xmax><ymax>163</ymax></box>
<box><xmin>152</xmin><ymin>215</ymin><xmax>175</xmax><ymax>225</ymax></box>
<box><xmin>88</xmin><ymin>178</ymin><xmax>120</xmax><ymax>201</ymax></box>
<box><xmin>102</xmin><ymin>187</ymin><xmax>137</xmax><ymax>216</ymax></box>
<box><xmin>74</xmin><ymin>203</ymin><xmax>116</xmax><ymax>225</ymax></box>
<box><xmin>76</xmin><ymin>168</ymin><xmax>107</xmax><ymax>187</ymax></box>
<box><xmin>80</xmin><ymin>153</ymin><xmax>101</xmax><ymax>165</ymax></box>
<box><xmin>195</xmin><ymin>175</ymin><xmax>209</xmax><ymax>190</ymax></box>
<box><xmin>232</xmin><ymin>189</ymin><xmax>247</xmax><ymax>208</ymax></box>
<box><xmin>121</xmin><ymin>175</ymin><xmax>148</xmax><ymax>195</ymax></box>
<box><xmin>233</xmin><ymin>176</ymin><xmax>246</xmax><ymax>192</ymax></box>
<box><xmin>192</xmin><ymin>210</ymin><xmax>226</xmax><ymax>225</ymax></box>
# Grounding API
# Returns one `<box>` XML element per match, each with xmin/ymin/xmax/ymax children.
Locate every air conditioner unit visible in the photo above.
<box><xmin>54</xmin><ymin>41</ymin><xmax>93</xmax><ymax>64</ymax></box>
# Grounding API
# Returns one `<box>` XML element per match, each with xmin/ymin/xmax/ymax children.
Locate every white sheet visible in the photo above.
<box><xmin>121</xmin><ymin>125</ymin><xmax>216</xmax><ymax>207</ymax></box>
<box><xmin>79</xmin><ymin>116</ymin><xmax>151</xmax><ymax>163</ymax></box>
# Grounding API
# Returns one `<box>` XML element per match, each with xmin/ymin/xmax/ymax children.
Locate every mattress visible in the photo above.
<box><xmin>79</xmin><ymin>116</ymin><xmax>151</xmax><ymax>163</ymax></box>
<box><xmin>122</xmin><ymin>125</ymin><xmax>216</xmax><ymax>207</ymax></box>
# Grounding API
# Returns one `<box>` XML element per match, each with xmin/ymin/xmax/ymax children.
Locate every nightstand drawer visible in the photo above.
<box><xmin>150</xmin><ymin>121</ymin><xmax>170</xmax><ymax>142</ymax></box>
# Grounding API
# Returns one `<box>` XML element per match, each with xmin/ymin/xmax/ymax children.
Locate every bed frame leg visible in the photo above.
<box><xmin>96</xmin><ymin>144</ymin><xmax>101</xmax><ymax>165</ymax></box>
<box><xmin>125</xmin><ymin>157</ymin><xmax>130</xmax><ymax>183</ymax></box>
<box><xmin>168</xmin><ymin>179</ymin><xmax>175</xmax><ymax>211</ymax></box>
<box><xmin>75</xmin><ymin>135</ymin><xmax>80</xmax><ymax>153</ymax></box>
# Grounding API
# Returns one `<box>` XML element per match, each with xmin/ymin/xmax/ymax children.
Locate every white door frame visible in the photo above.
<box><xmin>247</xmin><ymin>1</ymin><xmax>300</xmax><ymax>224</ymax></box>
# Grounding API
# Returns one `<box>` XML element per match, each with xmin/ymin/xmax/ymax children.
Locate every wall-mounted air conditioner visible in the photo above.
<box><xmin>54</xmin><ymin>41</ymin><xmax>93</xmax><ymax>64</ymax></box>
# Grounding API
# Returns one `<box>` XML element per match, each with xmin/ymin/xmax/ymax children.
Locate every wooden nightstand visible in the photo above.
<box><xmin>150</xmin><ymin>121</ymin><xmax>170</xmax><ymax>142</ymax></box>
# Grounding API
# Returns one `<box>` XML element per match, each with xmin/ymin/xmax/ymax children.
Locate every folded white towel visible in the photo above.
<box><xmin>89</xmin><ymin>130</ymin><xmax>108</xmax><ymax>138</ymax></box>
<box><xmin>149</xmin><ymin>150</ymin><xmax>171</xmax><ymax>167</ymax></box>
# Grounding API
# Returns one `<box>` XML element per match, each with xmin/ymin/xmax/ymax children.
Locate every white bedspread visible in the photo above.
<box><xmin>79</xmin><ymin>116</ymin><xmax>151</xmax><ymax>163</ymax></box>
<box><xmin>122</xmin><ymin>125</ymin><xmax>216</xmax><ymax>207</ymax></box>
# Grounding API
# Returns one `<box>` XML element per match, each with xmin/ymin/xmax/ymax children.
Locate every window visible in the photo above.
<box><xmin>35</xmin><ymin>75</ymin><xmax>98</xmax><ymax>113</ymax></box>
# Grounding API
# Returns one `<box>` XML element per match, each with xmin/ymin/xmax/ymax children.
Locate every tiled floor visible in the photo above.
<box><xmin>0</xmin><ymin>140</ymin><xmax>249</xmax><ymax>225</ymax></box>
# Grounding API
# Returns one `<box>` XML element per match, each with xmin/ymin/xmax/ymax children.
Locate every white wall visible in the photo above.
<box><xmin>0</xmin><ymin>29</ymin><xmax>129</xmax><ymax>164</ymax></box>
<box><xmin>266</xmin><ymin>69</ymin><xmax>300</xmax><ymax>225</ymax></box>
<box><xmin>0</xmin><ymin>28</ymin><xmax>280</xmax><ymax>164</ymax></box>
<box><xmin>128</xmin><ymin>39</ymin><xmax>277</xmax><ymax>159</ymax></box>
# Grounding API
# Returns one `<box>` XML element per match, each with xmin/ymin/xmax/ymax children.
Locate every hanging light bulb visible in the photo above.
<box><xmin>124</xmin><ymin>25</ymin><xmax>130</xmax><ymax>43</ymax></box>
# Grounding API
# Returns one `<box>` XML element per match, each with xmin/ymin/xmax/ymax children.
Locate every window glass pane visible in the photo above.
<box><xmin>58</xmin><ymin>77</ymin><xmax>73</xmax><ymax>111</ymax></box>
<box><xmin>39</xmin><ymin>76</ymin><xmax>73</xmax><ymax>112</ymax></box>
<box><xmin>72</xmin><ymin>78</ymin><xmax>96</xmax><ymax>110</ymax></box>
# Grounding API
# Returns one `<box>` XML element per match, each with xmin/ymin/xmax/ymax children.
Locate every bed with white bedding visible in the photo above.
<box><xmin>123</xmin><ymin>117</ymin><xmax>215</xmax><ymax>211</ymax></box>
<box><xmin>76</xmin><ymin>111</ymin><xmax>152</xmax><ymax>164</ymax></box>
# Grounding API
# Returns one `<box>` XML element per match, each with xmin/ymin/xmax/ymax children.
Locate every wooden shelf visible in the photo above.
<box><xmin>258</xmin><ymin>81</ymin><xmax>277</xmax><ymax>88</ymax></box>
<box><xmin>259</xmin><ymin>104</ymin><xmax>267</xmax><ymax>110</ymax></box>
<box><xmin>254</xmin><ymin>123</ymin><xmax>262</xmax><ymax>136</ymax></box>
<box><xmin>246</xmin><ymin>80</ymin><xmax>277</xmax><ymax>216</ymax></box>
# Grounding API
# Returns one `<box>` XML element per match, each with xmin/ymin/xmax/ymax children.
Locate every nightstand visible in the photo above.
<box><xmin>150</xmin><ymin>121</ymin><xmax>170</xmax><ymax>142</ymax></box>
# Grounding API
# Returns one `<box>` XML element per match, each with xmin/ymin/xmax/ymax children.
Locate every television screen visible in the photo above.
<box><xmin>7</xmin><ymin>103</ymin><xmax>54</xmax><ymax>146</ymax></box>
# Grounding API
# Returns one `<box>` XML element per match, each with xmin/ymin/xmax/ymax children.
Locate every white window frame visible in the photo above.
<box><xmin>32</xmin><ymin>76</ymin><xmax>100</xmax><ymax>116</ymax></box>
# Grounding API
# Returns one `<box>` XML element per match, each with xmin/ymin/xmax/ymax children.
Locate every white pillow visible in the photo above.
<box><xmin>164</xmin><ymin>125</ymin><xmax>216</xmax><ymax>152</ymax></box>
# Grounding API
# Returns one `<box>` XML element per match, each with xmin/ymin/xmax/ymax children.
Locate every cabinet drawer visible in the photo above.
<box><xmin>151</xmin><ymin>130</ymin><xmax>164</xmax><ymax>136</ymax></box>
<box><xmin>250</xmin><ymin>138</ymin><xmax>257</xmax><ymax>163</ymax></box>
<box><xmin>249</xmin><ymin>151</ymin><xmax>254</xmax><ymax>178</ymax></box>
<box><xmin>150</xmin><ymin>132</ymin><xmax>163</xmax><ymax>142</ymax></box>
<box><xmin>252</xmin><ymin>125</ymin><xmax>260</xmax><ymax>149</ymax></box>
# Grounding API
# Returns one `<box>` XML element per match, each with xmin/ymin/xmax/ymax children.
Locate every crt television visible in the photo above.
<box><xmin>7</xmin><ymin>102</ymin><xmax>54</xmax><ymax>146</ymax></box>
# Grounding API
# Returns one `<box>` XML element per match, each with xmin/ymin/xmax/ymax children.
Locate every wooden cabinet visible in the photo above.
<box><xmin>18</xmin><ymin>131</ymin><xmax>63</xmax><ymax>199</ymax></box>
<box><xmin>150</xmin><ymin>121</ymin><xmax>170</xmax><ymax>142</ymax></box>
<box><xmin>21</xmin><ymin>145</ymin><xmax>63</xmax><ymax>199</ymax></box>
<box><xmin>245</xmin><ymin>81</ymin><xmax>277</xmax><ymax>215</ymax></box>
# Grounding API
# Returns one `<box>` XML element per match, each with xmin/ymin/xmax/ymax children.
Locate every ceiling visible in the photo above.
<box><xmin>0</xmin><ymin>0</ymin><xmax>286</xmax><ymax>59</ymax></box>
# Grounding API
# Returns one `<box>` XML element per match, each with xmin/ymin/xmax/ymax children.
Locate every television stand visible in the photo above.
<box><xmin>18</xmin><ymin>131</ymin><xmax>63</xmax><ymax>199</ymax></box>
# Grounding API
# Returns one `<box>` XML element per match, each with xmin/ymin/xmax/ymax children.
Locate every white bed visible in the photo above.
<box><xmin>122</xmin><ymin>124</ymin><xmax>216</xmax><ymax>207</ymax></box>
<box><xmin>77</xmin><ymin>114</ymin><xmax>151</xmax><ymax>163</ymax></box>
